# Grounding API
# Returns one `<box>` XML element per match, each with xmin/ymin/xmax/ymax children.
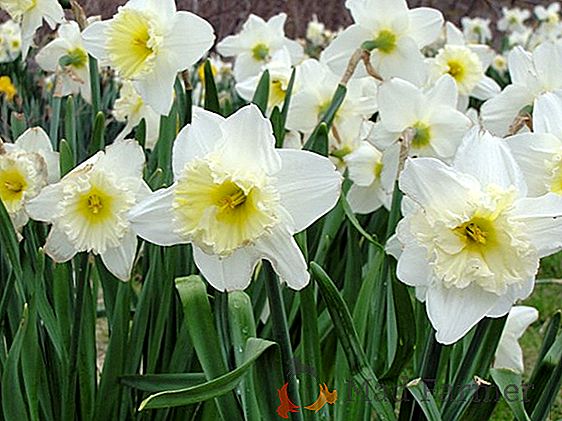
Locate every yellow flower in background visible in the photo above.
<box><xmin>0</xmin><ymin>76</ymin><xmax>17</xmax><ymax>101</ymax></box>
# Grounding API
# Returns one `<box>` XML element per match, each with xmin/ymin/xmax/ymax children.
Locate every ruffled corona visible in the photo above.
<box><xmin>172</xmin><ymin>156</ymin><xmax>280</xmax><ymax>256</ymax></box>
<box><xmin>57</xmin><ymin>170</ymin><xmax>135</xmax><ymax>254</ymax></box>
<box><xmin>434</xmin><ymin>45</ymin><xmax>483</xmax><ymax>96</ymax></box>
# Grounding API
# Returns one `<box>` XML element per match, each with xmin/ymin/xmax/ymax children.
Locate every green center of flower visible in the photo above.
<box><xmin>252</xmin><ymin>43</ymin><xmax>270</xmax><ymax>61</ymax></box>
<box><xmin>374</xmin><ymin>161</ymin><xmax>383</xmax><ymax>178</ymax></box>
<box><xmin>363</xmin><ymin>29</ymin><xmax>397</xmax><ymax>54</ymax></box>
<box><xmin>61</xmin><ymin>47</ymin><xmax>89</xmax><ymax>69</ymax></box>
<box><xmin>216</xmin><ymin>182</ymin><xmax>247</xmax><ymax>212</ymax></box>
<box><xmin>454</xmin><ymin>217</ymin><xmax>495</xmax><ymax>248</ymax></box>
<box><xmin>411</xmin><ymin>122</ymin><xmax>431</xmax><ymax>148</ymax></box>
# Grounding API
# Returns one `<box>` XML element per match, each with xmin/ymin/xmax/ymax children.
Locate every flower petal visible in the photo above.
<box><xmin>44</xmin><ymin>228</ymin><xmax>78</xmax><ymax>263</ymax></box>
<box><xmin>480</xmin><ymin>84</ymin><xmax>534</xmax><ymax>136</ymax></box>
<box><xmin>26</xmin><ymin>184</ymin><xmax>64</xmax><ymax>222</ymax></box>
<box><xmin>101</xmin><ymin>228</ymin><xmax>137</xmax><ymax>281</ymax></box>
<box><xmin>407</xmin><ymin>7</ymin><xmax>444</xmax><ymax>48</ymax></box>
<box><xmin>97</xmin><ymin>139</ymin><xmax>145</xmax><ymax>180</ymax></box>
<box><xmin>533</xmin><ymin>91</ymin><xmax>562</xmax><ymax>138</ymax></box>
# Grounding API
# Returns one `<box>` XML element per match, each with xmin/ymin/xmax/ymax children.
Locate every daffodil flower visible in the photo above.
<box><xmin>82</xmin><ymin>0</ymin><xmax>215</xmax><ymax>115</ymax></box>
<box><xmin>321</xmin><ymin>0</ymin><xmax>443</xmax><ymax>85</ymax></box>
<box><xmin>0</xmin><ymin>127</ymin><xmax>59</xmax><ymax>230</ymax></box>
<box><xmin>370</xmin><ymin>75</ymin><xmax>472</xmax><ymax>162</ymax></box>
<box><xmin>26</xmin><ymin>140</ymin><xmax>149</xmax><ymax>281</ymax></box>
<box><xmin>497</xmin><ymin>7</ymin><xmax>531</xmax><ymax>33</ymax></box>
<box><xmin>129</xmin><ymin>105</ymin><xmax>342</xmax><ymax>291</ymax></box>
<box><xmin>344</xmin><ymin>141</ymin><xmax>399</xmax><ymax>213</ymax></box>
<box><xmin>481</xmin><ymin>42</ymin><xmax>562</xmax><ymax>136</ymax></box>
<box><xmin>113</xmin><ymin>80</ymin><xmax>160</xmax><ymax>149</ymax></box>
<box><xmin>396</xmin><ymin>128</ymin><xmax>562</xmax><ymax>344</ymax></box>
<box><xmin>217</xmin><ymin>13</ymin><xmax>303</xmax><ymax>82</ymax></box>
<box><xmin>0</xmin><ymin>19</ymin><xmax>22</xmax><ymax>63</ymax></box>
<box><xmin>0</xmin><ymin>0</ymin><xmax>64</xmax><ymax>59</ymax></box>
<box><xmin>494</xmin><ymin>306</ymin><xmax>538</xmax><ymax>373</ymax></box>
<box><xmin>428</xmin><ymin>23</ymin><xmax>500</xmax><ymax>109</ymax></box>
<box><xmin>235</xmin><ymin>48</ymin><xmax>294</xmax><ymax>113</ymax></box>
<box><xmin>36</xmin><ymin>21</ymin><xmax>92</xmax><ymax>103</ymax></box>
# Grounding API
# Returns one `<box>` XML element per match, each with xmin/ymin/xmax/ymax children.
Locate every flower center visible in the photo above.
<box><xmin>106</xmin><ymin>9</ymin><xmax>159</xmax><ymax>79</ymax></box>
<box><xmin>446</xmin><ymin>60</ymin><xmax>465</xmax><ymax>80</ymax></box>
<box><xmin>454</xmin><ymin>218</ymin><xmax>491</xmax><ymax>246</ymax></box>
<box><xmin>435</xmin><ymin>46</ymin><xmax>483</xmax><ymax>95</ymax></box>
<box><xmin>0</xmin><ymin>167</ymin><xmax>27</xmax><ymax>206</ymax></box>
<box><xmin>269</xmin><ymin>79</ymin><xmax>286</xmax><ymax>108</ymax></box>
<box><xmin>412</xmin><ymin>122</ymin><xmax>431</xmax><ymax>148</ymax></box>
<box><xmin>76</xmin><ymin>186</ymin><xmax>115</xmax><ymax>224</ymax></box>
<box><xmin>363</xmin><ymin>29</ymin><xmax>397</xmax><ymax>54</ymax></box>
<box><xmin>172</xmin><ymin>158</ymin><xmax>279</xmax><ymax>256</ymax></box>
<box><xmin>252</xmin><ymin>43</ymin><xmax>270</xmax><ymax>61</ymax></box>
<box><xmin>63</xmin><ymin>47</ymin><xmax>89</xmax><ymax>69</ymax></box>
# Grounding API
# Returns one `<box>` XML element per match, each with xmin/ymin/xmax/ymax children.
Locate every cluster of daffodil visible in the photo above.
<box><xmin>0</xmin><ymin>0</ymin><xmax>561</xmax><ymax>419</ymax></box>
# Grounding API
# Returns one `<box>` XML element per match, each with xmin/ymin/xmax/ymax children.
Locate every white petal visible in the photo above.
<box><xmin>471</xmin><ymin>76</ymin><xmax>501</xmax><ymax>101</ymax></box>
<box><xmin>98</xmin><ymin>139</ymin><xmax>145</xmax><ymax>179</ymax></box>
<box><xmin>35</xmin><ymin>38</ymin><xmax>69</xmax><ymax>71</ymax></box>
<box><xmin>193</xmin><ymin>246</ymin><xmax>259</xmax><ymax>291</ymax></box>
<box><xmin>427</xmin><ymin>283</ymin><xmax>499</xmax><ymax>345</ymax></box>
<box><xmin>134</xmin><ymin>63</ymin><xmax>177</xmax><ymax>116</ymax></box>
<box><xmin>480</xmin><ymin>84</ymin><xmax>534</xmax><ymax>136</ymax></box>
<box><xmin>513</xmin><ymin>193</ymin><xmax>562</xmax><ymax>258</ymax></box>
<box><xmin>397</xmin><ymin>243</ymin><xmax>432</xmax><ymax>287</ymax></box>
<box><xmin>320</xmin><ymin>24</ymin><xmax>372</xmax><ymax>78</ymax></box>
<box><xmin>25</xmin><ymin>184</ymin><xmax>64</xmax><ymax>222</ymax></box>
<box><xmin>399</xmin><ymin>157</ymin><xmax>480</xmax><ymax>214</ymax></box>
<box><xmin>44</xmin><ymin>228</ymin><xmax>78</xmax><ymax>263</ymax></box>
<box><xmin>425</xmin><ymin>74</ymin><xmax>458</xmax><ymax>107</ymax></box>
<box><xmin>533</xmin><ymin>41</ymin><xmax>562</xmax><ymax>90</ymax></box>
<box><xmin>15</xmin><ymin>127</ymin><xmax>60</xmax><ymax>183</ymax></box>
<box><xmin>508</xmin><ymin>46</ymin><xmax>533</xmax><ymax>85</ymax></box>
<box><xmin>445</xmin><ymin>21</ymin><xmax>465</xmax><ymax>45</ymax></box>
<box><xmin>164</xmin><ymin>12</ymin><xmax>215</xmax><ymax>70</ymax></box>
<box><xmin>347</xmin><ymin>183</ymin><xmax>384</xmax><ymax>214</ymax></box>
<box><xmin>378</xmin><ymin>78</ymin><xmax>421</xmax><ymax>131</ymax></box>
<box><xmin>407</xmin><ymin>7</ymin><xmax>444</xmax><ymax>48</ymax></box>
<box><xmin>128</xmin><ymin>186</ymin><xmax>186</xmax><ymax>246</ymax></box>
<box><xmin>172</xmin><ymin>107</ymin><xmax>225</xmax><ymax>178</ymax></box>
<box><xmin>453</xmin><ymin>128</ymin><xmax>527</xmax><ymax>195</ymax></box>
<box><xmin>275</xmin><ymin>149</ymin><xmax>342</xmax><ymax>233</ymax></box>
<box><xmin>371</xmin><ymin>37</ymin><xmax>427</xmax><ymax>85</ymax></box>
<box><xmin>254</xmin><ymin>226</ymin><xmax>309</xmax><ymax>290</ymax></box>
<box><xmin>367</xmin><ymin>123</ymin><xmax>400</xmax><ymax>150</ymax></box>
<box><xmin>82</xmin><ymin>21</ymin><xmax>110</xmax><ymax>62</ymax></box>
<box><xmin>533</xmin><ymin>91</ymin><xmax>562</xmax><ymax>138</ymax></box>
<box><xmin>101</xmin><ymin>229</ymin><xmax>137</xmax><ymax>281</ymax></box>
<box><xmin>217</xmin><ymin>104</ymin><xmax>282</xmax><ymax>175</ymax></box>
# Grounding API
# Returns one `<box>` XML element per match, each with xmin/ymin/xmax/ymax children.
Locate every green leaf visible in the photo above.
<box><xmin>252</xmin><ymin>70</ymin><xmax>270</xmax><ymax>115</ymax></box>
<box><xmin>319</xmin><ymin>84</ymin><xmax>346</xmax><ymax>127</ymax></box>
<box><xmin>121</xmin><ymin>373</ymin><xmax>207</xmax><ymax>393</ymax></box>
<box><xmin>406</xmin><ymin>379</ymin><xmax>442</xmax><ymax>421</ymax></box>
<box><xmin>303</xmin><ymin>122</ymin><xmax>329</xmax><ymax>156</ymax></box>
<box><xmin>139</xmin><ymin>338</ymin><xmax>277</xmax><ymax>410</ymax></box>
<box><xmin>204</xmin><ymin>60</ymin><xmax>221</xmax><ymax>114</ymax></box>
<box><xmin>59</xmin><ymin>139</ymin><xmax>75</xmax><ymax>177</ymax></box>
<box><xmin>490</xmin><ymin>368</ymin><xmax>530</xmax><ymax>421</ymax></box>
<box><xmin>175</xmin><ymin>275</ymin><xmax>243</xmax><ymax>420</ymax></box>
<box><xmin>10</xmin><ymin>111</ymin><xmax>26</xmax><ymax>140</ymax></box>
<box><xmin>0</xmin><ymin>197</ymin><xmax>22</xmax><ymax>281</ymax></box>
<box><xmin>310</xmin><ymin>262</ymin><xmax>397</xmax><ymax>421</ymax></box>
<box><xmin>64</xmin><ymin>96</ymin><xmax>76</xmax><ymax>162</ymax></box>
<box><xmin>89</xmin><ymin>55</ymin><xmax>101</xmax><ymax>116</ymax></box>
<box><xmin>89</xmin><ymin>111</ymin><xmax>105</xmax><ymax>155</ymax></box>
<box><xmin>342</xmin><ymin>195</ymin><xmax>384</xmax><ymax>251</ymax></box>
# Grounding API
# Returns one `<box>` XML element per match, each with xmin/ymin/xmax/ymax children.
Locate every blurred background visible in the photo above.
<box><xmin>79</xmin><ymin>0</ymin><xmax>547</xmax><ymax>39</ymax></box>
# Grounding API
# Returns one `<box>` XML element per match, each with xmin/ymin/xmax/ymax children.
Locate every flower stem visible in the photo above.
<box><xmin>264</xmin><ymin>262</ymin><xmax>303</xmax><ymax>421</ymax></box>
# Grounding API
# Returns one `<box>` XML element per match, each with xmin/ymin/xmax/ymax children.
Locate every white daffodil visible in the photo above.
<box><xmin>286</xmin><ymin>58</ymin><xmax>377</xmax><ymax>144</ymax></box>
<box><xmin>82</xmin><ymin>0</ymin><xmax>215</xmax><ymax>115</ymax></box>
<box><xmin>217</xmin><ymin>13</ymin><xmax>303</xmax><ymax>82</ymax></box>
<box><xmin>481</xmin><ymin>42</ymin><xmax>562</xmax><ymax>136</ymax></box>
<box><xmin>370</xmin><ymin>75</ymin><xmax>472</xmax><ymax>162</ymax></box>
<box><xmin>0</xmin><ymin>127</ymin><xmax>59</xmax><ymax>230</ymax></box>
<box><xmin>35</xmin><ymin>21</ymin><xmax>91</xmax><ymax>103</ymax></box>
<box><xmin>235</xmin><ymin>48</ymin><xmax>293</xmax><ymax>113</ymax></box>
<box><xmin>0</xmin><ymin>0</ymin><xmax>64</xmax><ymax>59</ymax></box>
<box><xmin>461</xmin><ymin>17</ymin><xmax>492</xmax><ymax>45</ymax></box>
<box><xmin>498</xmin><ymin>7</ymin><xmax>531</xmax><ymax>33</ymax></box>
<box><xmin>494</xmin><ymin>306</ymin><xmax>539</xmax><ymax>373</ymax></box>
<box><xmin>0</xmin><ymin>20</ymin><xmax>22</xmax><ymax>63</ymax></box>
<box><xmin>306</xmin><ymin>15</ymin><xmax>326</xmax><ymax>47</ymax></box>
<box><xmin>491</xmin><ymin>54</ymin><xmax>508</xmax><ymax>75</ymax></box>
<box><xmin>26</xmin><ymin>140</ymin><xmax>149</xmax><ymax>281</ymax></box>
<box><xmin>320</xmin><ymin>0</ymin><xmax>443</xmax><ymax>85</ymax></box>
<box><xmin>129</xmin><ymin>105</ymin><xmax>342</xmax><ymax>291</ymax></box>
<box><xmin>344</xmin><ymin>141</ymin><xmax>399</xmax><ymax>213</ymax></box>
<box><xmin>536</xmin><ymin>2</ymin><xmax>561</xmax><ymax>24</ymax></box>
<box><xmin>507</xmin><ymin>92</ymin><xmax>562</xmax><ymax>199</ymax></box>
<box><xmin>429</xmin><ymin>23</ymin><xmax>500</xmax><ymax>108</ymax></box>
<box><xmin>396</xmin><ymin>128</ymin><xmax>562</xmax><ymax>344</ymax></box>
<box><xmin>113</xmin><ymin>80</ymin><xmax>160</xmax><ymax>149</ymax></box>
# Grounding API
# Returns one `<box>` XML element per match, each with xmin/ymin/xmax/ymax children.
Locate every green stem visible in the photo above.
<box><xmin>264</xmin><ymin>263</ymin><xmax>303</xmax><ymax>421</ymax></box>
<box><xmin>89</xmin><ymin>56</ymin><xmax>101</xmax><ymax>118</ymax></box>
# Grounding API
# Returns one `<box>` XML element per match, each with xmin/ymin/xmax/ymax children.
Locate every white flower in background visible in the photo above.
<box><xmin>396</xmin><ymin>128</ymin><xmax>562</xmax><ymax>344</ymax></box>
<box><xmin>113</xmin><ymin>81</ymin><xmax>160</xmax><ymax>149</ymax></box>
<box><xmin>507</xmin><ymin>92</ymin><xmax>562</xmax><ymax>200</ymax></box>
<box><xmin>197</xmin><ymin>54</ymin><xmax>232</xmax><ymax>85</ymax></box>
<box><xmin>370</xmin><ymin>75</ymin><xmax>472</xmax><ymax>162</ymax></box>
<box><xmin>321</xmin><ymin>0</ymin><xmax>443</xmax><ymax>85</ymax></box>
<box><xmin>35</xmin><ymin>22</ymin><xmax>92</xmax><ymax>103</ymax></box>
<box><xmin>26</xmin><ymin>140</ymin><xmax>149</xmax><ymax>281</ymax></box>
<box><xmin>535</xmin><ymin>2</ymin><xmax>560</xmax><ymax>26</ymax></box>
<box><xmin>429</xmin><ymin>23</ymin><xmax>500</xmax><ymax>108</ymax></box>
<box><xmin>236</xmin><ymin>48</ymin><xmax>293</xmax><ymax>112</ymax></box>
<box><xmin>508</xmin><ymin>27</ymin><xmax>533</xmax><ymax>49</ymax></box>
<box><xmin>306</xmin><ymin>14</ymin><xmax>326</xmax><ymax>46</ymax></box>
<box><xmin>481</xmin><ymin>42</ymin><xmax>562</xmax><ymax>136</ymax></box>
<box><xmin>129</xmin><ymin>105</ymin><xmax>342</xmax><ymax>291</ymax></box>
<box><xmin>344</xmin><ymin>141</ymin><xmax>399</xmax><ymax>213</ymax></box>
<box><xmin>0</xmin><ymin>20</ymin><xmax>22</xmax><ymax>63</ymax></box>
<box><xmin>82</xmin><ymin>0</ymin><xmax>215</xmax><ymax>115</ymax></box>
<box><xmin>0</xmin><ymin>127</ymin><xmax>59</xmax><ymax>230</ymax></box>
<box><xmin>494</xmin><ymin>306</ymin><xmax>539</xmax><ymax>373</ymax></box>
<box><xmin>286</xmin><ymin>58</ymin><xmax>377</xmax><ymax>142</ymax></box>
<box><xmin>498</xmin><ymin>7</ymin><xmax>531</xmax><ymax>33</ymax></box>
<box><xmin>0</xmin><ymin>0</ymin><xmax>64</xmax><ymax>59</ymax></box>
<box><xmin>491</xmin><ymin>54</ymin><xmax>508</xmax><ymax>75</ymax></box>
<box><xmin>217</xmin><ymin>13</ymin><xmax>304</xmax><ymax>82</ymax></box>
<box><xmin>461</xmin><ymin>17</ymin><xmax>492</xmax><ymax>44</ymax></box>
